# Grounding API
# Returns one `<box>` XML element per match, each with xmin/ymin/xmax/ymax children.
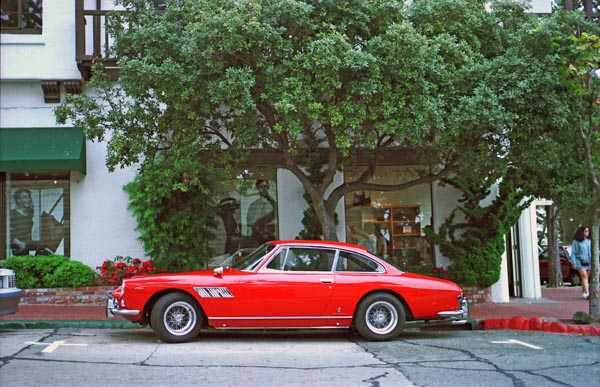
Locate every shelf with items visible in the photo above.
<box><xmin>345</xmin><ymin>204</ymin><xmax>421</xmax><ymax>258</ymax></box>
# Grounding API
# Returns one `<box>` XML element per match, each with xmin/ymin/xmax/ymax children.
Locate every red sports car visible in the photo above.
<box><xmin>107</xmin><ymin>240</ymin><xmax>468</xmax><ymax>343</ymax></box>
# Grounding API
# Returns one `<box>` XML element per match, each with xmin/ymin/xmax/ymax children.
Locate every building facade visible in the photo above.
<box><xmin>1</xmin><ymin>0</ymin><xmax>549</xmax><ymax>302</ymax></box>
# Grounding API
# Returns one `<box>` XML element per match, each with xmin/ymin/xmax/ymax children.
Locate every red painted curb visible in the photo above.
<box><xmin>481</xmin><ymin>316</ymin><xmax>599</xmax><ymax>336</ymax></box>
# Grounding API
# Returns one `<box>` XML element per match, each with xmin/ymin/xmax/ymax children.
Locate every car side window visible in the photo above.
<box><xmin>265</xmin><ymin>248</ymin><xmax>335</xmax><ymax>272</ymax></box>
<box><xmin>265</xmin><ymin>249</ymin><xmax>287</xmax><ymax>270</ymax></box>
<box><xmin>335</xmin><ymin>251</ymin><xmax>384</xmax><ymax>273</ymax></box>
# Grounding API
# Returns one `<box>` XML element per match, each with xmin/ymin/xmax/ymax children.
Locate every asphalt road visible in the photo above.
<box><xmin>1</xmin><ymin>327</ymin><xmax>598</xmax><ymax>387</ymax></box>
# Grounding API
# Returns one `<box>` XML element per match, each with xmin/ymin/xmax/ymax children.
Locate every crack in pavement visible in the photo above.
<box><xmin>354</xmin><ymin>338</ymin><xmax>595</xmax><ymax>387</ymax></box>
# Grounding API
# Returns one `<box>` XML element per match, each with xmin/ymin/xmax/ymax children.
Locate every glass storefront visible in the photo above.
<box><xmin>210</xmin><ymin>170</ymin><xmax>278</xmax><ymax>257</ymax></box>
<box><xmin>3</xmin><ymin>173</ymin><xmax>69</xmax><ymax>258</ymax></box>
<box><xmin>344</xmin><ymin>166</ymin><xmax>433</xmax><ymax>265</ymax></box>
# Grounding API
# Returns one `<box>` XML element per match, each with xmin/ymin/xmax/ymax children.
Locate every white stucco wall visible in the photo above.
<box><xmin>70</xmin><ymin>143</ymin><xmax>146</xmax><ymax>266</ymax></box>
<box><xmin>1</xmin><ymin>82</ymin><xmax>146</xmax><ymax>268</ymax></box>
<box><xmin>0</xmin><ymin>0</ymin><xmax>80</xmax><ymax>80</ymax></box>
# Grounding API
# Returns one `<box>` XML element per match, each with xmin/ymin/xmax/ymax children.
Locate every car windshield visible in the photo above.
<box><xmin>229</xmin><ymin>243</ymin><xmax>277</xmax><ymax>271</ymax></box>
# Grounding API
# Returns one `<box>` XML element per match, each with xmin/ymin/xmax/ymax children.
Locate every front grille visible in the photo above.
<box><xmin>1</xmin><ymin>275</ymin><xmax>17</xmax><ymax>288</ymax></box>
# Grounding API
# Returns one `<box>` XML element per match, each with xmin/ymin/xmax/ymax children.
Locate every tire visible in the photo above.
<box><xmin>570</xmin><ymin>271</ymin><xmax>582</xmax><ymax>287</ymax></box>
<box><xmin>150</xmin><ymin>292</ymin><xmax>204</xmax><ymax>343</ymax></box>
<box><xmin>354</xmin><ymin>293</ymin><xmax>406</xmax><ymax>341</ymax></box>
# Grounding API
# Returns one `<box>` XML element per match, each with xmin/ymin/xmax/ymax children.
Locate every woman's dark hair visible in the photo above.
<box><xmin>572</xmin><ymin>226</ymin><xmax>590</xmax><ymax>242</ymax></box>
<box><xmin>255</xmin><ymin>179</ymin><xmax>268</xmax><ymax>189</ymax></box>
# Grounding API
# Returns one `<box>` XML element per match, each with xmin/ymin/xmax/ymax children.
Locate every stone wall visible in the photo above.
<box><xmin>462</xmin><ymin>286</ymin><xmax>492</xmax><ymax>305</ymax></box>
<box><xmin>19</xmin><ymin>285</ymin><xmax>492</xmax><ymax>306</ymax></box>
<box><xmin>19</xmin><ymin>287</ymin><xmax>115</xmax><ymax>305</ymax></box>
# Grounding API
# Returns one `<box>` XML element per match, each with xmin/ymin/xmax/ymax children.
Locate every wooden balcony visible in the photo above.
<box><xmin>75</xmin><ymin>0</ymin><xmax>121</xmax><ymax>81</ymax></box>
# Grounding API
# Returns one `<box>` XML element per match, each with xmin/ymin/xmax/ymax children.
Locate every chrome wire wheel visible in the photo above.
<box><xmin>164</xmin><ymin>301</ymin><xmax>197</xmax><ymax>336</ymax></box>
<box><xmin>355</xmin><ymin>293</ymin><xmax>405</xmax><ymax>341</ymax></box>
<box><xmin>151</xmin><ymin>292</ymin><xmax>204</xmax><ymax>343</ymax></box>
<box><xmin>365</xmin><ymin>300</ymin><xmax>398</xmax><ymax>335</ymax></box>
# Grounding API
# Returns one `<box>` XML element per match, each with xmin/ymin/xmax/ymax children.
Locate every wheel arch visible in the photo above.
<box><xmin>352</xmin><ymin>289</ymin><xmax>414</xmax><ymax>323</ymax></box>
<box><xmin>142</xmin><ymin>288</ymin><xmax>207</xmax><ymax>326</ymax></box>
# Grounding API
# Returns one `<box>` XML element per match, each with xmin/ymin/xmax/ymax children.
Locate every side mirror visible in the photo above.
<box><xmin>213</xmin><ymin>267</ymin><xmax>224</xmax><ymax>276</ymax></box>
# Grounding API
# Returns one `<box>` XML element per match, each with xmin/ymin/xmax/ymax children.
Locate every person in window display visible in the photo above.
<box><xmin>246</xmin><ymin>179</ymin><xmax>276</xmax><ymax>244</ymax></box>
<box><xmin>9</xmin><ymin>188</ymin><xmax>35</xmax><ymax>256</ymax></box>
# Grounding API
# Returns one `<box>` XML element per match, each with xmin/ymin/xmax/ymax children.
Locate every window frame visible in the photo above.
<box><xmin>1</xmin><ymin>0</ymin><xmax>43</xmax><ymax>35</ymax></box>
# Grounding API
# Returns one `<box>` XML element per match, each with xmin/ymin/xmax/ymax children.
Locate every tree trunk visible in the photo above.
<box><xmin>546</xmin><ymin>204</ymin><xmax>563</xmax><ymax>287</ymax></box>
<box><xmin>307</xmin><ymin>189</ymin><xmax>339</xmax><ymax>242</ymax></box>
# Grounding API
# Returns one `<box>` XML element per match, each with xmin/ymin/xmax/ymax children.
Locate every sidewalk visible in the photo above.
<box><xmin>0</xmin><ymin>286</ymin><xmax>598</xmax><ymax>334</ymax></box>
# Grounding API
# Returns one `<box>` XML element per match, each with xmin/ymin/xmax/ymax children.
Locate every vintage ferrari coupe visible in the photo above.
<box><xmin>107</xmin><ymin>240</ymin><xmax>468</xmax><ymax>343</ymax></box>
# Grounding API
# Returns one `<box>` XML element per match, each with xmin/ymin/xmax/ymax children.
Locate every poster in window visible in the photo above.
<box><xmin>7</xmin><ymin>184</ymin><xmax>65</xmax><ymax>257</ymax></box>
<box><xmin>211</xmin><ymin>176</ymin><xmax>278</xmax><ymax>257</ymax></box>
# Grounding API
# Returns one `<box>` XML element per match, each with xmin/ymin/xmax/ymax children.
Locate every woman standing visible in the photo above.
<box><xmin>570</xmin><ymin>226</ymin><xmax>592</xmax><ymax>299</ymax></box>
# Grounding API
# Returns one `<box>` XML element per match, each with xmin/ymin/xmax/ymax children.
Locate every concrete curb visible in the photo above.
<box><xmin>0</xmin><ymin>320</ymin><xmax>138</xmax><ymax>330</ymax></box>
<box><xmin>2</xmin><ymin>316</ymin><xmax>598</xmax><ymax>336</ymax></box>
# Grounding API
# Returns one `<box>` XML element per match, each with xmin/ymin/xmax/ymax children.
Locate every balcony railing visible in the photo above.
<box><xmin>75</xmin><ymin>0</ymin><xmax>122</xmax><ymax>81</ymax></box>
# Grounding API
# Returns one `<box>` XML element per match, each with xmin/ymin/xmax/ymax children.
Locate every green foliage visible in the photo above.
<box><xmin>46</xmin><ymin>261</ymin><xmax>98</xmax><ymax>288</ymax></box>
<box><xmin>0</xmin><ymin>255</ymin><xmax>96</xmax><ymax>288</ymax></box>
<box><xmin>430</xmin><ymin>173</ymin><xmax>528</xmax><ymax>287</ymax></box>
<box><xmin>52</xmin><ymin>1</ymin><xmax>598</xmax><ymax>283</ymax></box>
<box><xmin>123</xmin><ymin>155</ymin><xmax>223</xmax><ymax>272</ymax></box>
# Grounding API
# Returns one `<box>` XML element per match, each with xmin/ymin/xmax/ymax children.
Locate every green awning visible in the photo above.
<box><xmin>0</xmin><ymin>127</ymin><xmax>86</xmax><ymax>174</ymax></box>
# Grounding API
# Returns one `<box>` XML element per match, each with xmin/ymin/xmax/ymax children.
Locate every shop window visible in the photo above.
<box><xmin>344</xmin><ymin>166</ymin><xmax>433</xmax><ymax>265</ymax></box>
<box><xmin>210</xmin><ymin>170</ymin><xmax>278</xmax><ymax>258</ymax></box>
<box><xmin>4</xmin><ymin>173</ymin><xmax>69</xmax><ymax>258</ymax></box>
<box><xmin>0</xmin><ymin>0</ymin><xmax>43</xmax><ymax>34</ymax></box>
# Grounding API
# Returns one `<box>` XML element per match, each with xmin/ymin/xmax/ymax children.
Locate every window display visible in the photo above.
<box><xmin>344</xmin><ymin>166</ymin><xmax>432</xmax><ymax>264</ymax></box>
<box><xmin>5</xmin><ymin>174</ymin><xmax>68</xmax><ymax>257</ymax></box>
<box><xmin>211</xmin><ymin>172</ymin><xmax>278</xmax><ymax>257</ymax></box>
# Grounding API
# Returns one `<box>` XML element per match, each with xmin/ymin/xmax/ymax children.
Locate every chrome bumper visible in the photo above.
<box><xmin>437</xmin><ymin>298</ymin><xmax>469</xmax><ymax>320</ymax></box>
<box><xmin>106</xmin><ymin>294</ymin><xmax>140</xmax><ymax>318</ymax></box>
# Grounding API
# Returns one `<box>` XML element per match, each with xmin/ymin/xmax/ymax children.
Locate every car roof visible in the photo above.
<box><xmin>267</xmin><ymin>239</ymin><xmax>368</xmax><ymax>251</ymax></box>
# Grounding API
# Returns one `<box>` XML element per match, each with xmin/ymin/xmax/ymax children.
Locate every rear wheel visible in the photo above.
<box><xmin>150</xmin><ymin>292</ymin><xmax>204</xmax><ymax>343</ymax></box>
<box><xmin>570</xmin><ymin>271</ymin><xmax>582</xmax><ymax>287</ymax></box>
<box><xmin>355</xmin><ymin>293</ymin><xmax>405</xmax><ymax>341</ymax></box>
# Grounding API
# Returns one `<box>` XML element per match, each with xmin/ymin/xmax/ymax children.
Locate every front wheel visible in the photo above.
<box><xmin>355</xmin><ymin>293</ymin><xmax>406</xmax><ymax>341</ymax></box>
<box><xmin>150</xmin><ymin>292</ymin><xmax>204</xmax><ymax>343</ymax></box>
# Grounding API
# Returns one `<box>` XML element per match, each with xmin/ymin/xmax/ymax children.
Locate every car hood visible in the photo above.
<box><xmin>122</xmin><ymin>269</ymin><xmax>222</xmax><ymax>286</ymax></box>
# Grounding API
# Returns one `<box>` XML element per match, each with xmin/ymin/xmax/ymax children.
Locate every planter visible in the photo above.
<box><xmin>461</xmin><ymin>286</ymin><xmax>492</xmax><ymax>305</ymax></box>
<box><xmin>19</xmin><ymin>286</ymin><xmax>115</xmax><ymax>306</ymax></box>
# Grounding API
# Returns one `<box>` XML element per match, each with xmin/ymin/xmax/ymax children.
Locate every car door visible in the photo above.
<box><xmin>234</xmin><ymin>246</ymin><xmax>336</xmax><ymax>320</ymax></box>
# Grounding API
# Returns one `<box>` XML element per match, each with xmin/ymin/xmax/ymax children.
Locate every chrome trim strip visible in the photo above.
<box><xmin>214</xmin><ymin>326</ymin><xmax>350</xmax><ymax>330</ymax></box>
<box><xmin>210</xmin><ymin>315</ymin><xmax>353</xmax><ymax>320</ymax></box>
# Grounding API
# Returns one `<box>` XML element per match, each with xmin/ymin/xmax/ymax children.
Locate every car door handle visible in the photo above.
<box><xmin>320</xmin><ymin>278</ymin><xmax>334</xmax><ymax>284</ymax></box>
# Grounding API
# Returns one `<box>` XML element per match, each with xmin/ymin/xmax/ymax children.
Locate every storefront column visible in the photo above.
<box><xmin>518</xmin><ymin>201</ymin><xmax>542</xmax><ymax>299</ymax></box>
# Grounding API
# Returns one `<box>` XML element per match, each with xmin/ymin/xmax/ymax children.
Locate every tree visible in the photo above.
<box><xmin>56</xmin><ymin>0</ymin><xmax>555</xmax><ymax>241</ymax></box>
<box><xmin>555</xmin><ymin>30</ymin><xmax>600</xmax><ymax>321</ymax></box>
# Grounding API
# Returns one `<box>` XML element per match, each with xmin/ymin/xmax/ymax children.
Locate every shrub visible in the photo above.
<box><xmin>0</xmin><ymin>255</ymin><xmax>96</xmax><ymax>288</ymax></box>
<box><xmin>46</xmin><ymin>261</ymin><xmax>98</xmax><ymax>288</ymax></box>
<box><xmin>94</xmin><ymin>256</ymin><xmax>161</xmax><ymax>286</ymax></box>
